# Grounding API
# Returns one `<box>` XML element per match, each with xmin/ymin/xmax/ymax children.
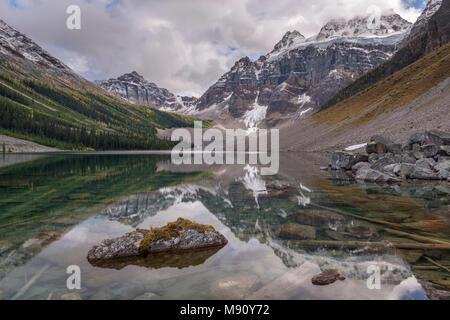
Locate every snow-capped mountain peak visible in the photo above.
<box><xmin>269</xmin><ymin>30</ymin><xmax>306</xmax><ymax>55</ymax></box>
<box><xmin>314</xmin><ymin>13</ymin><xmax>411</xmax><ymax>41</ymax></box>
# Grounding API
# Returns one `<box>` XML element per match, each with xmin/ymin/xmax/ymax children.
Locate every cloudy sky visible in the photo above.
<box><xmin>0</xmin><ymin>0</ymin><xmax>427</xmax><ymax>96</ymax></box>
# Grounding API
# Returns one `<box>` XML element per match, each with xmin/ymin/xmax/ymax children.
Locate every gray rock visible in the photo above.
<box><xmin>408</xmin><ymin>131</ymin><xmax>443</xmax><ymax>149</ymax></box>
<box><xmin>398</xmin><ymin>163</ymin><xmax>415</xmax><ymax>178</ymax></box>
<box><xmin>366</xmin><ymin>141</ymin><xmax>387</xmax><ymax>154</ymax></box>
<box><xmin>438</xmin><ymin>170</ymin><xmax>449</xmax><ymax>180</ymax></box>
<box><xmin>412</xmin><ymin>151</ymin><xmax>425</xmax><ymax>160</ymax></box>
<box><xmin>329</xmin><ymin>170</ymin><xmax>355</xmax><ymax>182</ymax></box>
<box><xmin>412</xmin><ymin>143</ymin><xmax>421</xmax><ymax>151</ymax></box>
<box><xmin>434</xmin><ymin>159</ymin><xmax>450</xmax><ymax>172</ymax></box>
<box><xmin>407</xmin><ymin>166</ymin><xmax>439</xmax><ymax>180</ymax></box>
<box><xmin>427</xmin><ymin>130</ymin><xmax>450</xmax><ymax>145</ymax></box>
<box><xmin>329</xmin><ymin>152</ymin><xmax>361</xmax><ymax>170</ymax></box>
<box><xmin>416</xmin><ymin>158</ymin><xmax>436</xmax><ymax>170</ymax></box>
<box><xmin>383</xmin><ymin>164</ymin><xmax>398</xmax><ymax>174</ymax></box>
<box><xmin>401</xmin><ymin>153</ymin><xmax>416</xmax><ymax>164</ymax></box>
<box><xmin>439</xmin><ymin>146</ymin><xmax>450</xmax><ymax>156</ymax></box>
<box><xmin>370</xmin><ymin>154</ymin><xmax>396</xmax><ymax>171</ymax></box>
<box><xmin>421</xmin><ymin>144</ymin><xmax>439</xmax><ymax>158</ymax></box>
<box><xmin>386</xmin><ymin>143</ymin><xmax>402</xmax><ymax>154</ymax></box>
<box><xmin>355</xmin><ymin>167</ymin><xmax>401</xmax><ymax>183</ymax></box>
<box><xmin>393</xmin><ymin>163</ymin><xmax>402</xmax><ymax>176</ymax></box>
<box><xmin>368</xmin><ymin>153</ymin><xmax>379</xmax><ymax>163</ymax></box>
<box><xmin>352</xmin><ymin>162</ymin><xmax>370</xmax><ymax>174</ymax></box>
<box><xmin>87</xmin><ymin>231</ymin><xmax>145</xmax><ymax>262</ymax></box>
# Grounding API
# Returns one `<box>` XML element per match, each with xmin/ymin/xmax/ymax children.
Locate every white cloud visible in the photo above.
<box><xmin>0</xmin><ymin>0</ymin><xmax>423</xmax><ymax>96</ymax></box>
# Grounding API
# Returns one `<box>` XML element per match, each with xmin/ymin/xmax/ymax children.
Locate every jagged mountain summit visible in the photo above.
<box><xmin>96</xmin><ymin>71</ymin><xmax>197</xmax><ymax>113</ymax></box>
<box><xmin>192</xmin><ymin>11</ymin><xmax>414</xmax><ymax>130</ymax></box>
<box><xmin>408</xmin><ymin>0</ymin><xmax>443</xmax><ymax>39</ymax></box>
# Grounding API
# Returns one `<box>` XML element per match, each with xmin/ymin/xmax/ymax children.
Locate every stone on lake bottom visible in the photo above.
<box><xmin>311</xmin><ymin>269</ymin><xmax>345</xmax><ymax>286</ymax></box>
<box><xmin>279</xmin><ymin>223</ymin><xmax>316</xmax><ymax>240</ymax></box>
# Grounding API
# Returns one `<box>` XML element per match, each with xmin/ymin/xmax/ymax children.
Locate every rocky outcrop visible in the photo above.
<box><xmin>95</xmin><ymin>71</ymin><xmax>197</xmax><ymax>112</ymax></box>
<box><xmin>87</xmin><ymin>218</ymin><xmax>227</xmax><ymax>263</ymax></box>
<box><xmin>328</xmin><ymin>131</ymin><xmax>450</xmax><ymax>182</ymax></box>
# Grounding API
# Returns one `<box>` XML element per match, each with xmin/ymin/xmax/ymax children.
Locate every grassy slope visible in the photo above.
<box><xmin>0</xmin><ymin>60</ymin><xmax>202</xmax><ymax>150</ymax></box>
<box><xmin>312</xmin><ymin>41</ymin><xmax>450</xmax><ymax>127</ymax></box>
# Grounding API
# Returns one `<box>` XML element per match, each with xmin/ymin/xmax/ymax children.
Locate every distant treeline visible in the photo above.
<box><xmin>0</xmin><ymin>94</ymin><xmax>173</xmax><ymax>150</ymax></box>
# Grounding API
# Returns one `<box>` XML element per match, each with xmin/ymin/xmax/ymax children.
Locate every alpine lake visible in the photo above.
<box><xmin>0</xmin><ymin>152</ymin><xmax>449</xmax><ymax>300</ymax></box>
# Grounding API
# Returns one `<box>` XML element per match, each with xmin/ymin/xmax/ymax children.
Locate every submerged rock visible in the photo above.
<box><xmin>60</xmin><ymin>293</ymin><xmax>82</xmax><ymax>300</ymax></box>
<box><xmin>346</xmin><ymin>226</ymin><xmax>374</xmax><ymax>239</ymax></box>
<box><xmin>329</xmin><ymin>152</ymin><xmax>357</xmax><ymax>170</ymax></box>
<box><xmin>87</xmin><ymin>218</ymin><xmax>227</xmax><ymax>263</ymax></box>
<box><xmin>134</xmin><ymin>292</ymin><xmax>160</xmax><ymax>300</ymax></box>
<box><xmin>294</xmin><ymin>210</ymin><xmax>345</xmax><ymax>228</ymax></box>
<box><xmin>279</xmin><ymin>223</ymin><xmax>316</xmax><ymax>240</ymax></box>
<box><xmin>311</xmin><ymin>269</ymin><xmax>345</xmax><ymax>286</ymax></box>
<box><xmin>355</xmin><ymin>167</ymin><xmax>401</xmax><ymax>183</ymax></box>
<box><xmin>210</xmin><ymin>274</ymin><xmax>261</xmax><ymax>299</ymax></box>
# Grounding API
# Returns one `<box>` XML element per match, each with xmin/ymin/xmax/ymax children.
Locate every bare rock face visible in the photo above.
<box><xmin>96</xmin><ymin>71</ymin><xmax>197</xmax><ymax>113</ymax></box>
<box><xmin>87</xmin><ymin>218</ymin><xmax>227</xmax><ymax>263</ymax></box>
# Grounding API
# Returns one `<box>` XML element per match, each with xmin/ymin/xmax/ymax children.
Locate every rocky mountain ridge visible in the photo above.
<box><xmin>95</xmin><ymin>71</ymin><xmax>197</xmax><ymax>113</ymax></box>
<box><xmin>0</xmin><ymin>19</ymin><xmax>83</xmax><ymax>84</ymax></box>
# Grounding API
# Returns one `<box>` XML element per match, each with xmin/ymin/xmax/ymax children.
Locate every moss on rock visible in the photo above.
<box><xmin>138</xmin><ymin>218</ymin><xmax>218</xmax><ymax>253</ymax></box>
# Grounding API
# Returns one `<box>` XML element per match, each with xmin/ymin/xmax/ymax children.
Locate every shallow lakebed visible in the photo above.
<box><xmin>0</xmin><ymin>152</ymin><xmax>448</xmax><ymax>300</ymax></box>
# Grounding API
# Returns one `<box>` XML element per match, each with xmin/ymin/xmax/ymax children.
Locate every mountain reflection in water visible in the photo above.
<box><xmin>0</xmin><ymin>152</ymin><xmax>448</xmax><ymax>300</ymax></box>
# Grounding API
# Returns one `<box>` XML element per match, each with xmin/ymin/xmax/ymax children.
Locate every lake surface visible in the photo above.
<box><xmin>0</xmin><ymin>152</ymin><xmax>449</xmax><ymax>300</ymax></box>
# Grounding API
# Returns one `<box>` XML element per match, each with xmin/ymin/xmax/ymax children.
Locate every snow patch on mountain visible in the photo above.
<box><xmin>242</xmin><ymin>91</ymin><xmax>268</xmax><ymax>132</ymax></box>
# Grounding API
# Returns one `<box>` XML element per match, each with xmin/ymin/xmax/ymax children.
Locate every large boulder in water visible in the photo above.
<box><xmin>355</xmin><ymin>167</ymin><xmax>401</xmax><ymax>183</ymax></box>
<box><xmin>87</xmin><ymin>218</ymin><xmax>227</xmax><ymax>262</ymax></box>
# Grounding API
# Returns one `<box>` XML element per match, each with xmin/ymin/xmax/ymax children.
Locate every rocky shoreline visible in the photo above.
<box><xmin>327</xmin><ymin>130</ymin><xmax>450</xmax><ymax>183</ymax></box>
